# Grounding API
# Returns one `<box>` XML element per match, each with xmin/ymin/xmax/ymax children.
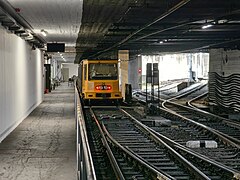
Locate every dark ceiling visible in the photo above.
<box><xmin>75</xmin><ymin>0</ymin><xmax>240</xmax><ymax>63</ymax></box>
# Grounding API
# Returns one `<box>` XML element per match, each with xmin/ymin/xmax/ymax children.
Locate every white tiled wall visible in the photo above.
<box><xmin>0</xmin><ymin>26</ymin><xmax>44</xmax><ymax>142</ymax></box>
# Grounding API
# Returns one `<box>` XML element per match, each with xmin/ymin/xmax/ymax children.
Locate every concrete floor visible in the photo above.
<box><xmin>0</xmin><ymin>83</ymin><xmax>76</xmax><ymax>180</ymax></box>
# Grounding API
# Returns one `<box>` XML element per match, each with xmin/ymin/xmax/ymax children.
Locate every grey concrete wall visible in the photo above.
<box><xmin>129</xmin><ymin>56</ymin><xmax>142</xmax><ymax>90</ymax></box>
<box><xmin>209</xmin><ymin>49</ymin><xmax>240</xmax><ymax>76</ymax></box>
<box><xmin>0</xmin><ymin>26</ymin><xmax>44</xmax><ymax>142</ymax></box>
<box><xmin>119</xmin><ymin>50</ymin><xmax>129</xmax><ymax>99</ymax></box>
<box><xmin>209</xmin><ymin>49</ymin><xmax>240</xmax><ymax>111</ymax></box>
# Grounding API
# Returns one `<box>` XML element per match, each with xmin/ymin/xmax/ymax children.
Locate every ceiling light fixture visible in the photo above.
<box><xmin>41</xmin><ymin>29</ymin><xmax>47</xmax><ymax>36</ymax></box>
<box><xmin>202</xmin><ymin>24</ymin><xmax>213</xmax><ymax>29</ymax></box>
<box><xmin>25</xmin><ymin>34</ymin><xmax>34</xmax><ymax>40</ymax></box>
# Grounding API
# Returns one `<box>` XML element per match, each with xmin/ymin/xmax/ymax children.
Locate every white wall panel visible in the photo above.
<box><xmin>62</xmin><ymin>63</ymin><xmax>78</xmax><ymax>78</ymax></box>
<box><xmin>0</xmin><ymin>26</ymin><xmax>44</xmax><ymax>142</ymax></box>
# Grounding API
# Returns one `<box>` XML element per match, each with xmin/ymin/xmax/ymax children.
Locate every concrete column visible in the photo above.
<box><xmin>209</xmin><ymin>48</ymin><xmax>240</xmax><ymax>76</ymax></box>
<box><xmin>129</xmin><ymin>55</ymin><xmax>142</xmax><ymax>90</ymax></box>
<box><xmin>51</xmin><ymin>59</ymin><xmax>58</xmax><ymax>79</ymax></box>
<box><xmin>187</xmin><ymin>54</ymin><xmax>193</xmax><ymax>83</ymax></box>
<box><xmin>118</xmin><ymin>50</ymin><xmax>129</xmax><ymax>99</ymax></box>
<box><xmin>209</xmin><ymin>49</ymin><xmax>240</xmax><ymax>114</ymax></box>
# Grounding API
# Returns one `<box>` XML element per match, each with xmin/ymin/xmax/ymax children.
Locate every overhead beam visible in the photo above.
<box><xmin>90</xmin><ymin>0</ymin><xmax>191</xmax><ymax>58</ymax></box>
<box><xmin>178</xmin><ymin>38</ymin><xmax>240</xmax><ymax>53</ymax></box>
<box><xmin>0</xmin><ymin>0</ymin><xmax>46</xmax><ymax>45</ymax></box>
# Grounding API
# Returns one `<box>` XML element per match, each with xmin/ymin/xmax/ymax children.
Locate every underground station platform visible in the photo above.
<box><xmin>0</xmin><ymin>83</ymin><xmax>76</xmax><ymax>180</ymax></box>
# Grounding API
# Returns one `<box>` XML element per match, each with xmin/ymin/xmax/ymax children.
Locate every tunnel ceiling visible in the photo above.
<box><xmin>75</xmin><ymin>0</ymin><xmax>240</xmax><ymax>63</ymax></box>
<box><xmin>1</xmin><ymin>0</ymin><xmax>83</xmax><ymax>63</ymax></box>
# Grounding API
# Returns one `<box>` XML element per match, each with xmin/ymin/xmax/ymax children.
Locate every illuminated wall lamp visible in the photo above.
<box><xmin>41</xmin><ymin>29</ymin><xmax>47</xmax><ymax>36</ymax></box>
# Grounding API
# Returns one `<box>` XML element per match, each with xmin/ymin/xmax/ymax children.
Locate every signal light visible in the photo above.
<box><xmin>95</xmin><ymin>85</ymin><xmax>112</xmax><ymax>90</ymax></box>
<box><xmin>95</xmin><ymin>86</ymin><xmax>101</xmax><ymax>90</ymax></box>
<box><xmin>106</xmin><ymin>85</ymin><xmax>111</xmax><ymax>90</ymax></box>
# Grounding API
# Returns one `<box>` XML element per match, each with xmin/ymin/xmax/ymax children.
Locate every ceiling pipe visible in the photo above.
<box><xmin>0</xmin><ymin>1</ymin><xmax>33</xmax><ymax>29</ymax></box>
<box><xmin>138</xmin><ymin>38</ymin><xmax>240</xmax><ymax>54</ymax></box>
<box><xmin>131</xmin><ymin>8</ymin><xmax>240</xmax><ymax>43</ymax></box>
<box><xmin>90</xmin><ymin>0</ymin><xmax>191</xmax><ymax>58</ymax></box>
<box><xmin>131</xmin><ymin>20</ymin><xmax>199</xmax><ymax>42</ymax></box>
<box><xmin>89</xmin><ymin>3</ymin><xmax>240</xmax><ymax>59</ymax></box>
<box><xmin>178</xmin><ymin>38</ymin><xmax>240</xmax><ymax>53</ymax></box>
<box><xmin>0</xmin><ymin>0</ymin><xmax>46</xmax><ymax>44</ymax></box>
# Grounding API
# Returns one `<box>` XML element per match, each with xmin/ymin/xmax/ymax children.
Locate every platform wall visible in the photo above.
<box><xmin>62</xmin><ymin>63</ymin><xmax>78</xmax><ymax>78</ymax></box>
<box><xmin>0</xmin><ymin>26</ymin><xmax>44</xmax><ymax>142</ymax></box>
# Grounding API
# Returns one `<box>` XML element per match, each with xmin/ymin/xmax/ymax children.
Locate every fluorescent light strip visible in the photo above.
<box><xmin>202</xmin><ymin>24</ymin><xmax>213</xmax><ymax>29</ymax></box>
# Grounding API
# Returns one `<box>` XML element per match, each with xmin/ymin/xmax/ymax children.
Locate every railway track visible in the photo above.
<box><xmin>165</xmin><ymin>82</ymin><xmax>240</xmax><ymax>140</ymax></box>
<box><xmin>169</xmin><ymin>83</ymin><xmax>208</xmax><ymax>105</ymax></box>
<box><xmin>85</xmin><ymin>107</ymin><xmax>165</xmax><ymax>179</ymax></box>
<box><xmin>85</xmin><ymin>106</ymin><xmax>240</xmax><ymax>179</ymax></box>
<box><xmin>128</xmin><ymin>83</ymin><xmax>240</xmax><ymax>176</ymax></box>
<box><xmin>134</xmin><ymin>82</ymin><xmax>240</xmax><ymax>144</ymax></box>
<box><xmin>146</xmin><ymin>83</ymin><xmax>240</xmax><ymax>172</ymax></box>
<box><xmin>84</xmin><ymin>108</ymin><xmax>119</xmax><ymax>179</ymax></box>
<box><xmin>125</xmin><ymin>107</ymin><xmax>240</xmax><ymax>173</ymax></box>
<box><xmin>162</xmin><ymin>94</ymin><xmax>240</xmax><ymax>144</ymax></box>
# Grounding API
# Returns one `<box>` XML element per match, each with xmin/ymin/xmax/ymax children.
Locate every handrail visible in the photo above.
<box><xmin>75</xmin><ymin>84</ymin><xmax>96</xmax><ymax>180</ymax></box>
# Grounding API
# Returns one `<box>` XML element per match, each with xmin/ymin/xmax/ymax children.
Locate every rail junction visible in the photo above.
<box><xmin>75</xmin><ymin>82</ymin><xmax>240</xmax><ymax>180</ymax></box>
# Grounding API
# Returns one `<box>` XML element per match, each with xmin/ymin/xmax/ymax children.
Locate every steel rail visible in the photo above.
<box><xmin>187</xmin><ymin>91</ymin><xmax>208</xmax><ymax>107</ymax></box>
<box><xmin>89</xmin><ymin>108</ymin><xmax>125</xmax><ymax>180</ymax></box>
<box><xmin>188</xmin><ymin>92</ymin><xmax>240</xmax><ymax>129</ymax></box>
<box><xmin>101</xmin><ymin>122</ymin><xmax>173</xmax><ymax>180</ymax></box>
<box><xmin>146</xmin><ymin>126</ymin><xmax>240</xmax><ymax>179</ymax></box>
<box><xmin>161</xmin><ymin>100</ymin><xmax>240</xmax><ymax>148</ymax></box>
<box><xmin>134</xmin><ymin>84</ymin><xmax>240</xmax><ymax>146</ymax></box>
<box><xmin>162</xmin><ymin>100</ymin><xmax>240</xmax><ymax>146</ymax></box>
<box><xmin>131</xmin><ymin>86</ymin><xmax>240</xmax><ymax>176</ymax></box>
<box><xmin>167</xmin><ymin>83</ymin><xmax>208</xmax><ymax>101</ymax></box>
<box><xmin>120</xmin><ymin>108</ymin><xmax>210</xmax><ymax>179</ymax></box>
<box><xmin>160</xmin><ymin>83</ymin><xmax>240</xmax><ymax>143</ymax></box>
<box><xmin>121</xmin><ymin>107</ymin><xmax>240</xmax><ymax>179</ymax></box>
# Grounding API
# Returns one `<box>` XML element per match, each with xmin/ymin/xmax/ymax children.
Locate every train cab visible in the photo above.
<box><xmin>79</xmin><ymin>59</ymin><xmax>123</xmax><ymax>104</ymax></box>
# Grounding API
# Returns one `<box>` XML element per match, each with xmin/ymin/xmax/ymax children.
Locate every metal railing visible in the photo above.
<box><xmin>75</xmin><ymin>85</ymin><xmax>96</xmax><ymax>180</ymax></box>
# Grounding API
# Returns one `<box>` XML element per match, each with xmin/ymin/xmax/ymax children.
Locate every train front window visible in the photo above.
<box><xmin>89</xmin><ymin>63</ymin><xmax>118</xmax><ymax>80</ymax></box>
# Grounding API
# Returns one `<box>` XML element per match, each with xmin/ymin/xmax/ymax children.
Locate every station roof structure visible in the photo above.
<box><xmin>1</xmin><ymin>0</ymin><xmax>240</xmax><ymax>63</ymax></box>
<box><xmin>75</xmin><ymin>0</ymin><xmax>240</xmax><ymax>62</ymax></box>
